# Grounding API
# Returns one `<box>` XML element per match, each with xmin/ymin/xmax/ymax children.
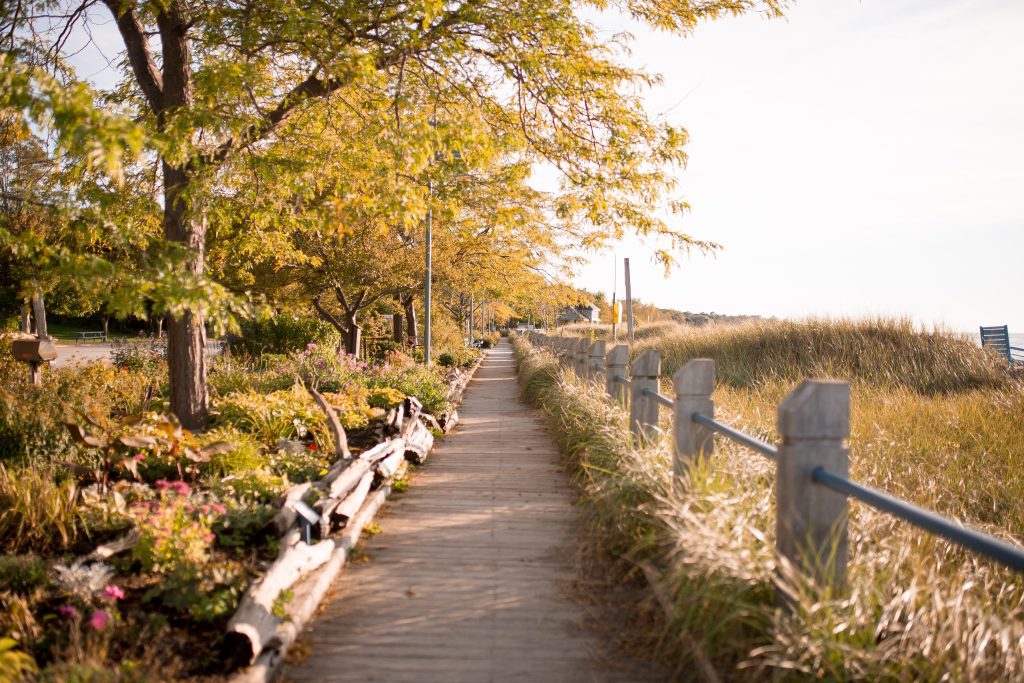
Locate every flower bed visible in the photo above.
<box><xmin>0</xmin><ymin>342</ymin><xmax>468</xmax><ymax>679</ymax></box>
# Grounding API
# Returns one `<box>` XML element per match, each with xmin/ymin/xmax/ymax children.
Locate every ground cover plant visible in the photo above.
<box><xmin>514</xmin><ymin>320</ymin><xmax>1024</xmax><ymax>680</ymax></box>
<box><xmin>0</xmin><ymin>335</ymin><xmax>453</xmax><ymax>679</ymax></box>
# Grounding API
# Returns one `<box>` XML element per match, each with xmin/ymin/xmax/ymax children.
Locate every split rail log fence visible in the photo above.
<box><xmin>524</xmin><ymin>331</ymin><xmax>1024</xmax><ymax>598</ymax></box>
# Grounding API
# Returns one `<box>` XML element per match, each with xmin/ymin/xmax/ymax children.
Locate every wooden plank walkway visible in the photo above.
<box><xmin>283</xmin><ymin>341</ymin><xmax>640</xmax><ymax>682</ymax></box>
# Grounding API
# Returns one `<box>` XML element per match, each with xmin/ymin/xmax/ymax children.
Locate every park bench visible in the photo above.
<box><xmin>75</xmin><ymin>331</ymin><xmax>107</xmax><ymax>343</ymax></box>
<box><xmin>980</xmin><ymin>325</ymin><xmax>1024</xmax><ymax>365</ymax></box>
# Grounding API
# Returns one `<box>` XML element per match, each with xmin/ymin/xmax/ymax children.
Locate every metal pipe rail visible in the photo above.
<box><xmin>524</xmin><ymin>334</ymin><xmax>1024</xmax><ymax>578</ymax></box>
<box><xmin>812</xmin><ymin>467</ymin><xmax>1024</xmax><ymax>571</ymax></box>
<box><xmin>691</xmin><ymin>412</ymin><xmax>779</xmax><ymax>462</ymax></box>
<box><xmin>640</xmin><ymin>387</ymin><xmax>674</xmax><ymax>409</ymax></box>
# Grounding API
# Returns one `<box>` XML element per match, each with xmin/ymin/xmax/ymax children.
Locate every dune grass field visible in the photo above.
<box><xmin>515</xmin><ymin>318</ymin><xmax>1024</xmax><ymax>680</ymax></box>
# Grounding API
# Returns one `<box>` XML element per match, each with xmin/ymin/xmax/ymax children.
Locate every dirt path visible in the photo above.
<box><xmin>283</xmin><ymin>341</ymin><xmax>650</xmax><ymax>682</ymax></box>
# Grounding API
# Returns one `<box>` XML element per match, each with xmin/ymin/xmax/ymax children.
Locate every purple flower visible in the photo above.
<box><xmin>88</xmin><ymin>609</ymin><xmax>110</xmax><ymax>631</ymax></box>
<box><xmin>58</xmin><ymin>604</ymin><xmax>79</xmax><ymax>620</ymax></box>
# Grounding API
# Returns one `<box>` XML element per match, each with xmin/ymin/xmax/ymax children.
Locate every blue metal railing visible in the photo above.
<box><xmin>637</xmin><ymin>388</ymin><xmax>1024</xmax><ymax>572</ymax></box>
<box><xmin>640</xmin><ymin>386</ymin><xmax>674</xmax><ymax>409</ymax></box>
<box><xmin>691</xmin><ymin>412</ymin><xmax>779</xmax><ymax>462</ymax></box>
<box><xmin>812</xmin><ymin>468</ymin><xmax>1024</xmax><ymax>571</ymax></box>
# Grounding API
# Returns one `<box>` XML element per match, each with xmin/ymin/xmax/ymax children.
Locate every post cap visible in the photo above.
<box><xmin>673</xmin><ymin>358</ymin><xmax>715</xmax><ymax>396</ymax></box>
<box><xmin>632</xmin><ymin>348</ymin><xmax>661</xmax><ymax>377</ymax></box>
<box><xmin>778</xmin><ymin>379</ymin><xmax>850</xmax><ymax>439</ymax></box>
<box><xmin>606</xmin><ymin>344</ymin><xmax>629</xmax><ymax>364</ymax></box>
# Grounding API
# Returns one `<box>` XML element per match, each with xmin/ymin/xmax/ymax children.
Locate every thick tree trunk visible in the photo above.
<box><xmin>101</xmin><ymin>316</ymin><xmax>110</xmax><ymax>340</ymax></box>
<box><xmin>163</xmin><ymin>163</ymin><xmax>208</xmax><ymax>430</ymax></box>
<box><xmin>392</xmin><ymin>312</ymin><xmax>404</xmax><ymax>344</ymax></box>
<box><xmin>345</xmin><ymin>312</ymin><xmax>360</xmax><ymax>358</ymax></box>
<box><xmin>20</xmin><ymin>301</ymin><xmax>30</xmax><ymax>334</ymax></box>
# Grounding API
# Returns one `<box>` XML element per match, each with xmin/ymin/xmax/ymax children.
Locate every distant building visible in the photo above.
<box><xmin>557</xmin><ymin>303</ymin><xmax>600</xmax><ymax>325</ymax></box>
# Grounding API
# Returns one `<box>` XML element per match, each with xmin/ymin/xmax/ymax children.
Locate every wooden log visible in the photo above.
<box><xmin>86</xmin><ymin>530</ymin><xmax>140</xmax><ymax>561</ymax></box>
<box><xmin>332</xmin><ymin>469</ymin><xmax>375</xmax><ymax>522</ymax></box>
<box><xmin>225</xmin><ymin>535</ymin><xmax>336</xmax><ymax>667</ymax></box>
<box><xmin>376</xmin><ymin>447</ymin><xmax>406</xmax><ymax>481</ymax></box>
<box><xmin>306</xmin><ymin>386</ymin><xmax>350</xmax><ymax>460</ymax></box>
<box><xmin>272</xmin><ymin>483</ymin><xmax>312</xmax><ymax>537</ymax></box>
<box><xmin>234</xmin><ymin>462</ymin><xmax>407</xmax><ymax>683</ymax></box>
<box><xmin>401</xmin><ymin>417</ymin><xmax>434</xmax><ymax>464</ymax></box>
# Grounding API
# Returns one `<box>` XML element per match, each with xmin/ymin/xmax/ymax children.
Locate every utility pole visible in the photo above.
<box><xmin>611</xmin><ymin>257</ymin><xmax>618</xmax><ymax>341</ymax></box>
<box><xmin>469</xmin><ymin>292</ymin><xmax>474</xmax><ymax>344</ymax></box>
<box><xmin>624</xmin><ymin>257</ymin><xmax>635</xmax><ymax>343</ymax></box>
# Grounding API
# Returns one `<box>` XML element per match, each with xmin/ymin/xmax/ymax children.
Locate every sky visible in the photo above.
<box><xmin>575</xmin><ymin>0</ymin><xmax>1024</xmax><ymax>332</ymax></box>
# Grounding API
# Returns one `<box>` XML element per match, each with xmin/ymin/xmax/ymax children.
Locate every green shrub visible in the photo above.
<box><xmin>234</xmin><ymin>314</ymin><xmax>338</xmax><ymax>355</ymax></box>
<box><xmin>213</xmin><ymin>384</ymin><xmax>326</xmax><ymax>445</ymax></box>
<box><xmin>198</xmin><ymin>427</ymin><xmax>265</xmax><ymax>478</ymax></box>
<box><xmin>368</xmin><ymin>387</ymin><xmax>405</xmax><ymax>410</ymax></box>
<box><xmin>0</xmin><ymin>466</ymin><xmax>84</xmax><ymax>554</ymax></box>
<box><xmin>0</xmin><ymin>555</ymin><xmax>48</xmax><ymax>594</ymax></box>
<box><xmin>437</xmin><ymin>347</ymin><xmax>480</xmax><ymax>368</ymax></box>
<box><xmin>109</xmin><ymin>342</ymin><xmax>165</xmax><ymax>373</ymax></box>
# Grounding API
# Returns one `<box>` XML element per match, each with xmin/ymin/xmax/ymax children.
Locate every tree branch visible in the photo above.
<box><xmin>102</xmin><ymin>0</ymin><xmax>163</xmax><ymax>113</ymax></box>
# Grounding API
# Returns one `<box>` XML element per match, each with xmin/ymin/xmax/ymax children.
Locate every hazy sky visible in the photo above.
<box><xmin>576</xmin><ymin>0</ymin><xmax>1024</xmax><ymax>332</ymax></box>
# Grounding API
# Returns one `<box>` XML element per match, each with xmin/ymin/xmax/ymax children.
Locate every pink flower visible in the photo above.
<box><xmin>306</xmin><ymin>343</ymin><xmax>317</xmax><ymax>351</ymax></box>
<box><xmin>133</xmin><ymin>452</ymin><xmax>146</xmax><ymax>461</ymax></box>
<box><xmin>88</xmin><ymin>609</ymin><xmax>110</xmax><ymax>631</ymax></box>
<box><xmin>155</xmin><ymin>480</ymin><xmax>191</xmax><ymax>497</ymax></box>
<box><xmin>211</xmin><ymin>503</ymin><xmax>227</xmax><ymax>515</ymax></box>
<box><xmin>58</xmin><ymin>604</ymin><xmax>79</xmax><ymax>620</ymax></box>
<box><xmin>103</xmin><ymin>585</ymin><xmax>125</xmax><ymax>601</ymax></box>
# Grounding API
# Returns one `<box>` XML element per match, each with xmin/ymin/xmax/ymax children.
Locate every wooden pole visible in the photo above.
<box><xmin>629</xmin><ymin>348</ymin><xmax>660</xmax><ymax>444</ymax></box>
<box><xmin>672</xmin><ymin>359</ymin><xmax>715</xmax><ymax>485</ymax></box>
<box><xmin>587</xmin><ymin>340</ymin><xmax>607</xmax><ymax>382</ymax></box>
<box><xmin>606</xmin><ymin>344</ymin><xmax>629</xmax><ymax>404</ymax></box>
<box><xmin>776</xmin><ymin>380</ymin><xmax>850</xmax><ymax>598</ymax></box>
<box><xmin>574</xmin><ymin>338</ymin><xmax>588</xmax><ymax>378</ymax></box>
<box><xmin>624</xmin><ymin>257</ymin><xmax>634</xmax><ymax>343</ymax></box>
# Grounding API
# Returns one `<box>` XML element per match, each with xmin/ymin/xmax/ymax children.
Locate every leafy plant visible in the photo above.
<box><xmin>0</xmin><ymin>637</ymin><xmax>37</xmax><ymax>681</ymax></box>
<box><xmin>0</xmin><ymin>555</ymin><xmax>48</xmax><ymax>595</ymax></box>
<box><xmin>0</xmin><ymin>466</ymin><xmax>84</xmax><ymax>554</ymax></box>
<box><xmin>368</xmin><ymin>387</ymin><xmax>405</xmax><ymax>410</ymax></box>
<box><xmin>214</xmin><ymin>384</ymin><xmax>326</xmax><ymax>444</ymax></box>
<box><xmin>66</xmin><ymin>412</ymin><xmax>230</xmax><ymax>488</ymax></box>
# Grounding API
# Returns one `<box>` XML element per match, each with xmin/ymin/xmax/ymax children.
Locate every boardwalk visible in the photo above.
<box><xmin>285</xmin><ymin>342</ymin><xmax>636</xmax><ymax>682</ymax></box>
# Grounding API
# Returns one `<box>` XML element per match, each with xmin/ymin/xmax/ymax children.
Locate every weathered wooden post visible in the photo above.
<box><xmin>606</xmin><ymin>344</ymin><xmax>629</xmax><ymax>405</ymax></box>
<box><xmin>672</xmin><ymin>359</ymin><xmax>715</xmax><ymax>484</ymax></box>
<box><xmin>630</xmin><ymin>349</ymin><xmax>661</xmax><ymax>444</ymax></box>
<box><xmin>574</xmin><ymin>338</ymin><xmax>588</xmax><ymax>378</ymax></box>
<box><xmin>587</xmin><ymin>340</ymin><xmax>606</xmax><ymax>381</ymax></box>
<box><xmin>776</xmin><ymin>380</ymin><xmax>850</xmax><ymax>596</ymax></box>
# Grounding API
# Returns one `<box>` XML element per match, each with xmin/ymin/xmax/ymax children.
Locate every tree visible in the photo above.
<box><xmin>3</xmin><ymin>0</ymin><xmax>783</xmax><ymax>427</ymax></box>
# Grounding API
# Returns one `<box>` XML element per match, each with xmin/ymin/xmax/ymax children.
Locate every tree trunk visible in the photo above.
<box><xmin>403</xmin><ymin>294</ymin><xmax>417</xmax><ymax>349</ymax></box>
<box><xmin>345</xmin><ymin>312</ymin><xmax>360</xmax><ymax>358</ymax></box>
<box><xmin>392</xmin><ymin>312</ymin><xmax>404</xmax><ymax>345</ymax></box>
<box><xmin>101</xmin><ymin>315</ymin><xmax>110</xmax><ymax>340</ymax></box>
<box><xmin>163</xmin><ymin>163</ymin><xmax>209</xmax><ymax>430</ymax></box>
<box><xmin>20</xmin><ymin>301</ymin><xmax>30</xmax><ymax>334</ymax></box>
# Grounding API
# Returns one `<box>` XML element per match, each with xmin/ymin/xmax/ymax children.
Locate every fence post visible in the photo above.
<box><xmin>606</xmin><ymin>344</ymin><xmax>629</xmax><ymax>405</ymax></box>
<box><xmin>587</xmin><ymin>340</ymin><xmax>607</xmax><ymax>382</ymax></box>
<box><xmin>776</xmin><ymin>380</ymin><xmax>850</xmax><ymax>596</ymax></box>
<box><xmin>672</xmin><ymin>359</ymin><xmax>715</xmax><ymax>484</ymax></box>
<box><xmin>574</xmin><ymin>338</ymin><xmax>588</xmax><ymax>378</ymax></box>
<box><xmin>630</xmin><ymin>349</ymin><xmax>661</xmax><ymax>444</ymax></box>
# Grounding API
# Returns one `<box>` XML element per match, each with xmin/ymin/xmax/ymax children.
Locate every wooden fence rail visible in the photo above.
<box><xmin>522</xmin><ymin>330</ymin><xmax>1024</xmax><ymax>601</ymax></box>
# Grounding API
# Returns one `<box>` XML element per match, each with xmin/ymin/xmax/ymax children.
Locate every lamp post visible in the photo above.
<box><xmin>424</xmin><ymin>179</ymin><xmax>433</xmax><ymax>366</ymax></box>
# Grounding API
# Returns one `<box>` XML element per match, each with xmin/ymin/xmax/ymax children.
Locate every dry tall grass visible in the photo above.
<box><xmin>514</xmin><ymin>321</ymin><xmax>1024</xmax><ymax>681</ymax></box>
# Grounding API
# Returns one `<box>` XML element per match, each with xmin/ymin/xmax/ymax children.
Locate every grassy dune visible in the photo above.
<box><xmin>515</xmin><ymin>319</ymin><xmax>1024</xmax><ymax>680</ymax></box>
